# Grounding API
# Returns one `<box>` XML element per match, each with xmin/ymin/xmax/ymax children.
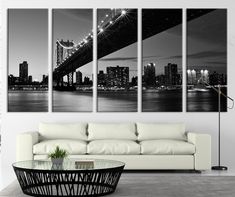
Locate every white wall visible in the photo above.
<box><xmin>1</xmin><ymin>0</ymin><xmax>235</xmax><ymax>189</ymax></box>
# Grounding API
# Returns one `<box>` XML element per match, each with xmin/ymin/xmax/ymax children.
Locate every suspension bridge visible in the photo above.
<box><xmin>53</xmin><ymin>9</ymin><xmax>213</xmax><ymax>89</ymax></box>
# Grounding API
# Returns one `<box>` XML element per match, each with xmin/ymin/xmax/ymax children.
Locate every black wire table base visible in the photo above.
<box><xmin>13</xmin><ymin>166</ymin><xmax>124</xmax><ymax>196</ymax></box>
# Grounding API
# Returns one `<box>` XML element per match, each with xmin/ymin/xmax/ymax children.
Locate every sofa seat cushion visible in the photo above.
<box><xmin>140</xmin><ymin>140</ymin><xmax>195</xmax><ymax>155</ymax></box>
<box><xmin>87</xmin><ymin>140</ymin><xmax>140</xmax><ymax>155</ymax></box>
<box><xmin>33</xmin><ymin>140</ymin><xmax>87</xmax><ymax>155</ymax></box>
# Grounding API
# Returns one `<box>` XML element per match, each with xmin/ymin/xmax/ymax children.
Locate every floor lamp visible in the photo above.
<box><xmin>201</xmin><ymin>80</ymin><xmax>234</xmax><ymax>170</ymax></box>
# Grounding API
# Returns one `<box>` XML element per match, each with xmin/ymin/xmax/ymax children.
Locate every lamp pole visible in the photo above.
<box><xmin>200</xmin><ymin>79</ymin><xmax>234</xmax><ymax>170</ymax></box>
<box><xmin>211</xmin><ymin>84</ymin><xmax>228</xmax><ymax>170</ymax></box>
<box><xmin>218</xmin><ymin>85</ymin><xmax>221</xmax><ymax>167</ymax></box>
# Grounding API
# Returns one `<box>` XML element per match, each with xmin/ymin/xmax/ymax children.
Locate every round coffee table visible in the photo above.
<box><xmin>13</xmin><ymin>159</ymin><xmax>125</xmax><ymax>196</ymax></box>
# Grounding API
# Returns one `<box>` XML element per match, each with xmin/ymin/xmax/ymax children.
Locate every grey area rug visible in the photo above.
<box><xmin>0</xmin><ymin>174</ymin><xmax>235</xmax><ymax>197</ymax></box>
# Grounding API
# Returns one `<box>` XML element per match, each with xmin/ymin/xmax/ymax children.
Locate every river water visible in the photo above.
<box><xmin>187</xmin><ymin>88</ymin><xmax>227</xmax><ymax>112</ymax></box>
<box><xmin>98</xmin><ymin>91</ymin><xmax>137</xmax><ymax>112</ymax></box>
<box><xmin>142</xmin><ymin>90</ymin><xmax>182</xmax><ymax>112</ymax></box>
<box><xmin>53</xmin><ymin>91</ymin><xmax>93</xmax><ymax>112</ymax></box>
<box><xmin>8</xmin><ymin>91</ymin><xmax>48</xmax><ymax>112</ymax></box>
<box><xmin>8</xmin><ymin>89</ymin><xmax>227</xmax><ymax>112</ymax></box>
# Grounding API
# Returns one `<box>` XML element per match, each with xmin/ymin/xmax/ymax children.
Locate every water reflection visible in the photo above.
<box><xmin>187</xmin><ymin>88</ymin><xmax>227</xmax><ymax>112</ymax></box>
<box><xmin>53</xmin><ymin>91</ymin><xmax>93</xmax><ymax>112</ymax></box>
<box><xmin>8</xmin><ymin>91</ymin><xmax>48</xmax><ymax>112</ymax></box>
<box><xmin>142</xmin><ymin>90</ymin><xmax>182</xmax><ymax>112</ymax></box>
<box><xmin>8</xmin><ymin>89</ymin><xmax>226</xmax><ymax>112</ymax></box>
<box><xmin>98</xmin><ymin>92</ymin><xmax>137</xmax><ymax>112</ymax></box>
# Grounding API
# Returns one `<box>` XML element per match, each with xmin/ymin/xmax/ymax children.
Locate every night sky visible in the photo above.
<box><xmin>187</xmin><ymin>9</ymin><xmax>227</xmax><ymax>74</ymax></box>
<box><xmin>143</xmin><ymin>23</ymin><xmax>182</xmax><ymax>76</ymax></box>
<box><xmin>8</xmin><ymin>9</ymin><xmax>48</xmax><ymax>82</ymax></box>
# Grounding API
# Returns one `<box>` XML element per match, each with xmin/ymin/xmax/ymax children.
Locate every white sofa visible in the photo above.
<box><xmin>16</xmin><ymin>122</ymin><xmax>211</xmax><ymax>171</ymax></box>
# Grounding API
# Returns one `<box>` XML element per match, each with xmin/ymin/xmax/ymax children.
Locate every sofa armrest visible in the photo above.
<box><xmin>16</xmin><ymin>132</ymin><xmax>39</xmax><ymax>162</ymax></box>
<box><xmin>187</xmin><ymin>132</ymin><xmax>211</xmax><ymax>170</ymax></box>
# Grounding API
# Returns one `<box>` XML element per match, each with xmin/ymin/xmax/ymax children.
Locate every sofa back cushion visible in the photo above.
<box><xmin>137</xmin><ymin>123</ymin><xmax>186</xmax><ymax>141</ymax></box>
<box><xmin>88</xmin><ymin>123</ymin><xmax>137</xmax><ymax>140</ymax></box>
<box><xmin>39</xmin><ymin>122</ymin><xmax>87</xmax><ymax>141</ymax></box>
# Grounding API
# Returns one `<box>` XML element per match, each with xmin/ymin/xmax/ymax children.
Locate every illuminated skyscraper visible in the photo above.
<box><xmin>28</xmin><ymin>75</ymin><xmax>32</xmax><ymax>83</ymax></box>
<box><xmin>143</xmin><ymin>63</ymin><xmax>156</xmax><ymax>87</ymax></box>
<box><xmin>200</xmin><ymin>69</ymin><xmax>209</xmax><ymax>83</ymax></box>
<box><xmin>106</xmin><ymin>66</ymin><xmax>129</xmax><ymax>87</ymax></box>
<box><xmin>76</xmin><ymin>71</ymin><xmax>83</xmax><ymax>85</ymax></box>
<box><xmin>187</xmin><ymin>69</ymin><xmax>209</xmax><ymax>85</ymax></box>
<box><xmin>19</xmin><ymin>61</ymin><xmax>28</xmax><ymax>83</ymax></box>
<box><xmin>97</xmin><ymin>70</ymin><xmax>106</xmax><ymax>86</ymax></box>
<box><xmin>164</xmin><ymin>63</ymin><xmax>178</xmax><ymax>85</ymax></box>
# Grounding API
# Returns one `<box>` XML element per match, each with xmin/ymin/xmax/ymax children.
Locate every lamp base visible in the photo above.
<box><xmin>211</xmin><ymin>166</ymin><xmax>228</xmax><ymax>171</ymax></box>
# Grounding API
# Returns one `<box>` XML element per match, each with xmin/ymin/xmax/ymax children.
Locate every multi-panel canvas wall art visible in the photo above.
<box><xmin>8</xmin><ymin>9</ymin><xmax>48</xmax><ymax>112</ymax></box>
<box><xmin>142</xmin><ymin>9</ymin><xmax>182</xmax><ymax>112</ymax></box>
<box><xmin>52</xmin><ymin>9</ymin><xmax>93</xmax><ymax>112</ymax></box>
<box><xmin>7</xmin><ymin>8</ymin><xmax>228</xmax><ymax>113</ymax></box>
<box><xmin>97</xmin><ymin>9</ymin><xmax>138</xmax><ymax>112</ymax></box>
<box><xmin>187</xmin><ymin>9</ymin><xmax>227</xmax><ymax>112</ymax></box>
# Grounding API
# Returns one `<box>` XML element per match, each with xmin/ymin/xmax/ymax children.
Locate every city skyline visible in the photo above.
<box><xmin>97</xmin><ymin>65</ymin><xmax>138</xmax><ymax>88</ymax></box>
<box><xmin>75</xmin><ymin>70</ymin><xmax>93</xmax><ymax>85</ymax></box>
<box><xmin>142</xmin><ymin>62</ymin><xmax>182</xmax><ymax>87</ymax></box>
<box><xmin>8</xmin><ymin>9</ymin><xmax>48</xmax><ymax>80</ymax></box>
<box><xmin>9</xmin><ymin>61</ymin><xmax>47</xmax><ymax>83</ymax></box>
<box><xmin>98</xmin><ymin>65</ymin><xmax>137</xmax><ymax>82</ymax></box>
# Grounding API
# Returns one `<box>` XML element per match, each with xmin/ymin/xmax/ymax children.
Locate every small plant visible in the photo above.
<box><xmin>48</xmin><ymin>146</ymin><xmax>68</xmax><ymax>159</ymax></box>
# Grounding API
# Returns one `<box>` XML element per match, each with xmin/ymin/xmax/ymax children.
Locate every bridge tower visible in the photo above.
<box><xmin>56</xmin><ymin>39</ymin><xmax>74</xmax><ymax>66</ymax></box>
<box><xmin>56</xmin><ymin>77</ymin><xmax>64</xmax><ymax>87</ymax></box>
<box><xmin>67</xmin><ymin>72</ymin><xmax>74</xmax><ymax>87</ymax></box>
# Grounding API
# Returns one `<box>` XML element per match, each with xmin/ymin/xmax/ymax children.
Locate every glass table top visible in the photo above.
<box><xmin>12</xmin><ymin>159</ymin><xmax>125</xmax><ymax>171</ymax></box>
